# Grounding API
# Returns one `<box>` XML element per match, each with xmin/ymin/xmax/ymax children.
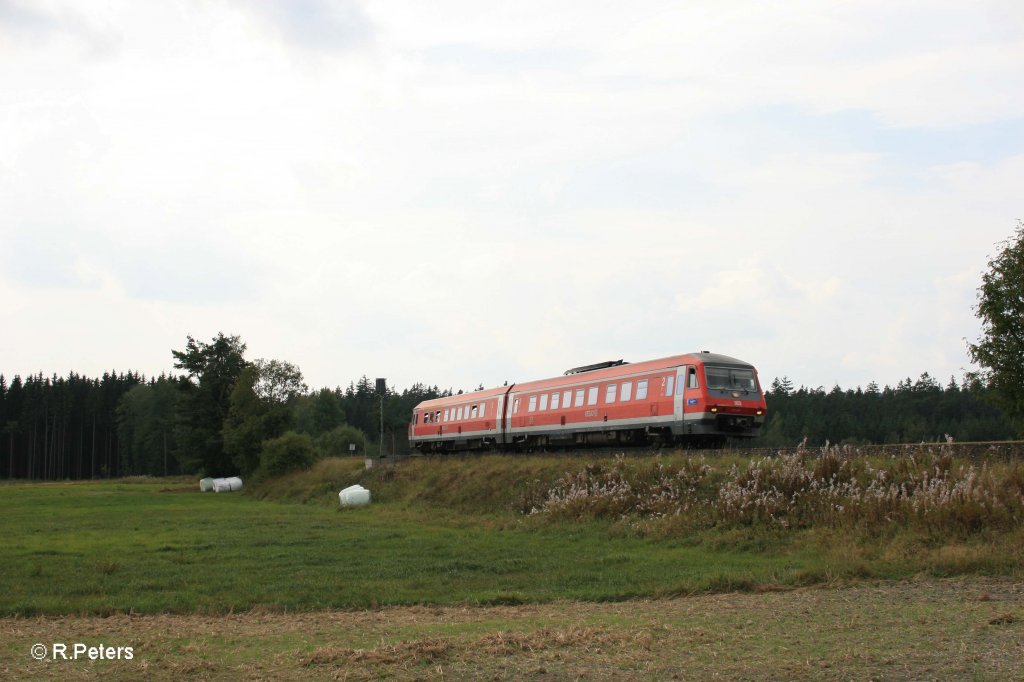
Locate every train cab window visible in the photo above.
<box><xmin>688</xmin><ymin>367</ymin><xmax>699</xmax><ymax>389</ymax></box>
<box><xmin>435</xmin><ymin>410</ymin><xmax>441</xmax><ymax>422</ymax></box>
<box><xmin>471</xmin><ymin>405</ymin><xmax>479</xmax><ymax>419</ymax></box>
<box><xmin>587</xmin><ymin>386</ymin><xmax>598</xmax><ymax>405</ymax></box>
<box><xmin>513</xmin><ymin>399</ymin><xmax>520</xmax><ymax>414</ymax></box>
<box><xmin>707</xmin><ymin>368</ymin><xmax>757</xmax><ymax>392</ymax></box>
<box><xmin>637</xmin><ymin>379</ymin><xmax>649</xmax><ymax>400</ymax></box>
<box><xmin>665</xmin><ymin>376</ymin><xmax>674</xmax><ymax>397</ymax></box>
<box><xmin>605</xmin><ymin>384</ymin><xmax>617</xmax><ymax>403</ymax></box>
<box><xmin>528</xmin><ymin>396</ymin><xmax>537</xmax><ymax>412</ymax></box>
<box><xmin>621</xmin><ymin>381</ymin><xmax>632</xmax><ymax>401</ymax></box>
<box><xmin>574</xmin><ymin>388</ymin><xmax>585</xmax><ymax>407</ymax></box>
<box><xmin>540</xmin><ymin>394</ymin><xmax>548</xmax><ymax>410</ymax></box>
<box><xmin>563</xmin><ymin>390</ymin><xmax>572</xmax><ymax>408</ymax></box>
<box><xmin>414</xmin><ymin>413</ymin><xmax>419</xmax><ymax>425</ymax></box>
<box><xmin>551</xmin><ymin>392</ymin><xmax>560</xmax><ymax>410</ymax></box>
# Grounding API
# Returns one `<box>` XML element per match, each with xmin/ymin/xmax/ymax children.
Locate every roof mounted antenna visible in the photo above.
<box><xmin>564</xmin><ymin>359</ymin><xmax>629</xmax><ymax>375</ymax></box>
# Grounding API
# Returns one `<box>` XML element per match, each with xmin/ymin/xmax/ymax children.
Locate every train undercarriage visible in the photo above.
<box><xmin>414</xmin><ymin>426</ymin><xmax>747</xmax><ymax>454</ymax></box>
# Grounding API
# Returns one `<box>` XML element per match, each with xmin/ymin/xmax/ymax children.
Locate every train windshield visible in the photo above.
<box><xmin>705</xmin><ymin>366</ymin><xmax>757</xmax><ymax>392</ymax></box>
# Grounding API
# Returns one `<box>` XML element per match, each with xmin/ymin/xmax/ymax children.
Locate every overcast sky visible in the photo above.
<box><xmin>2</xmin><ymin>0</ymin><xmax>1022</xmax><ymax>394</ymax></box>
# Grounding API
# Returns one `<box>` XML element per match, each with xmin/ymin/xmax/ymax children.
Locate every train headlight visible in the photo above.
<box><xmin>756</xmin><ymin>409</ymin><xmax>763</xmax><ymax>416</ymax></box>
<box><xmin>710</xmin><ymin>406</ymin><xmax>718</xmax><ymax>413</ymax></box>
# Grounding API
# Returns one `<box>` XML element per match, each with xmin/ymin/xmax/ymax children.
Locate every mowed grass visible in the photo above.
<box><xmin>3</xmin><ymin>579</ymin><xmax>1022</xmax><ymax>680</ymax></box>
<box><xmin>0</xmin><ymin>478</ymin><xmax>824</xmax><ymax>616</ymax></box>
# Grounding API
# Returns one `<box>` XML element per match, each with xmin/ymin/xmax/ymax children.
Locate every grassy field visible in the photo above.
<box><xmin>3</xmin><ymin>579</ymin><xmax>1022</xmax><ymax>680</ymax></box>
<box><xmin>1</xmin><ymin>477</ymin><xmax>829</xmax><ymax>615</ymax></box>
<box><xmin>1</xmin><ymin>448</ymin><xmax>1023</xmax><ymax>678</ymax></box>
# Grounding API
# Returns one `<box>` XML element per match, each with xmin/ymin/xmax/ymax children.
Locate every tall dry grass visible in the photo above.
<box><xmin>530</xmin><ymin>446</ymin><xmax>1024</xmax><ymax>534</ymax></box>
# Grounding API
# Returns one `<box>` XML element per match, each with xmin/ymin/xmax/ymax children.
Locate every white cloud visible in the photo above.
<box><xmin>1</xmin><ymin>1</ymin><xmax>1021</xmax><ymax>392</ymax></box>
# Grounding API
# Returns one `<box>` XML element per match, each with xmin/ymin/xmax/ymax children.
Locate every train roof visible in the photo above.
<box><xmin>411</xmin><ymin>352</ymin><xmax>757</xmax><ymax>410</ymax></box>
<box><xmin>508</xmin><ymin>352</ymin><xmax>755</xmax><ymax>394</ymax></box>
<box><xmin>413</xmin><ymin>385</ymin><xmax>510</xmax><ymax>410</ymax></box>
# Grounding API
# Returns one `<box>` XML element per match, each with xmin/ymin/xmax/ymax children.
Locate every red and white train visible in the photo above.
<box><xmin>409</xmin><ymin>351</ymin><xmax>767</xmax><ymax>452</ymax></box>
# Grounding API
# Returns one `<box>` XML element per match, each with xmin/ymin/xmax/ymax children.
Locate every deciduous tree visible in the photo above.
<box><xmin>969</xmin><ymin>220</ymin><xmax>1024</xmax><ymax>434</ymax></box>
<box><xmin>172</xmin><ymin>333</ymin><xmax>248</xmax><ymax>475</ymax></box>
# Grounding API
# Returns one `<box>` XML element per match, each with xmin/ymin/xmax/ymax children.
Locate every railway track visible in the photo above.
<box><xmin>397</xmin><ymin>440</ymin><xmax>1024</xmax><ymax>461</ymax></box>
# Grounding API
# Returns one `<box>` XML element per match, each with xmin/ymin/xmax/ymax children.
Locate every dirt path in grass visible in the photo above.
<box><xmin>3</xmin><ymin>578</ymin><xmax>1022</xmax><ymax>680</ymax></box>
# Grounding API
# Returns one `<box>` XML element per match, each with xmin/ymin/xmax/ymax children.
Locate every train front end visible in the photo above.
<box><xmin>676</xmin><ymin>352</ymin><xmax>767</xmax><ymax>443</ymax></box>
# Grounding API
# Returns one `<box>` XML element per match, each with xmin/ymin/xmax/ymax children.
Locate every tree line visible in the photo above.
<box><xmin>759</xmin><ymin>374</ymin><xmax>1017</xmax><ymax>447</ymax></box>
<box><xmin>0</xmin><ymin>371</ymin><xmax>144</xmax><ymax>480</ymax></box>
<box><xmin>0</xmin><ymin>334</ymin><xmax>450</xmax><ymax>480</ymax></box>
<box><xmin>0</xmin><ymin>333</ymin><xmax>1019</xmax><ymax>481</ymax></box>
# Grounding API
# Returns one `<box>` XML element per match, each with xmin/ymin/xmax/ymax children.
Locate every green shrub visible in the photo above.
<box><xmin>318</xmin><ymin>425</ymin><xmax>367</xmax><ymax>457</ymax></box>
<box><xmin>258</xmin><ymin>431</ymin><xmax>318</xmax><ymax>478</ymax></box>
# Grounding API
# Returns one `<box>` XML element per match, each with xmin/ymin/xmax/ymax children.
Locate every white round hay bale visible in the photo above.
<box><xmin>199</xmin><ymin>477</ymin><xmax>214</xmax><ymax>492</ymax></box>
<box><xmin>226</xmin><ymin>476</ymin><xmax>243</xmax><ymax>491</ymax></box>
<box><xmin>339</xmin><ymin>484</ymin><xmax>371</xmax><ymax>507</ymax></box>
<box><xmin>212</xmin><ymin>478</ymin><xmax>231</xmax><ymax>493</ymax></box>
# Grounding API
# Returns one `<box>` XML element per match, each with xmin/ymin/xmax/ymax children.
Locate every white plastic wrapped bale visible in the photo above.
<box><xmin>199</xmin><ymin>477</ymin><xmax>214</xmax><ymax>492</ymax></box>
<box><xmin>212</xmin><ymin>477</ymin><xmax>243</xmax><ymax>492</ymax></box>
<box><xmin>339</xmin><ymin>484</ymin><xmax>371</xmax><ymax>507</ymax></box>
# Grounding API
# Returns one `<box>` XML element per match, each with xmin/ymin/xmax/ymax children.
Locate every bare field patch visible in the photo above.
<box><xmin>3</xmin><ymin>578</ymin><xmax>1022</xmax><ymax>681</ymax></box>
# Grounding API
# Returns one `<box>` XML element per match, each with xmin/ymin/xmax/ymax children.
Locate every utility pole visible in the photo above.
<box><xmin>376</xmin><ymin>378</ymin><xmax>386</xmax><ymax>459</ymax></box>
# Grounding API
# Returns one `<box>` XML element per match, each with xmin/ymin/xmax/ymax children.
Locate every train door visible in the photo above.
<box><xmin>501</xmin><ymin>389</ymin><xmax>515</xmax><ymax>445</ymax></box>
<box><xmin>674</xmin><ymin>366</ymin><xmax>685</xmax><ymax>422</ymax></box>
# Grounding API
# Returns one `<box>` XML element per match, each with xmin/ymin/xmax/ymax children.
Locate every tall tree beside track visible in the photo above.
<box><xmin>223</xmin><ymin>360</ymin><xmax>305</xmax><ymax>475</ymax></box>
<box><xmin>969</xmin><ymin>220</ymin><xmax>1024</xmax><ymax>435</ymax></box>
<box><xmin>172</xmin><ymin>333</ymin><xmax>248</xmax><ymax>476</ymax></box>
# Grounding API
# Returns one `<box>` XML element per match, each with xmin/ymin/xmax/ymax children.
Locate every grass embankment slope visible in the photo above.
<box><xmin>257</xmin><ymin>446</ymin><xmax>1024</xmax><ymax>579</ymax></box>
